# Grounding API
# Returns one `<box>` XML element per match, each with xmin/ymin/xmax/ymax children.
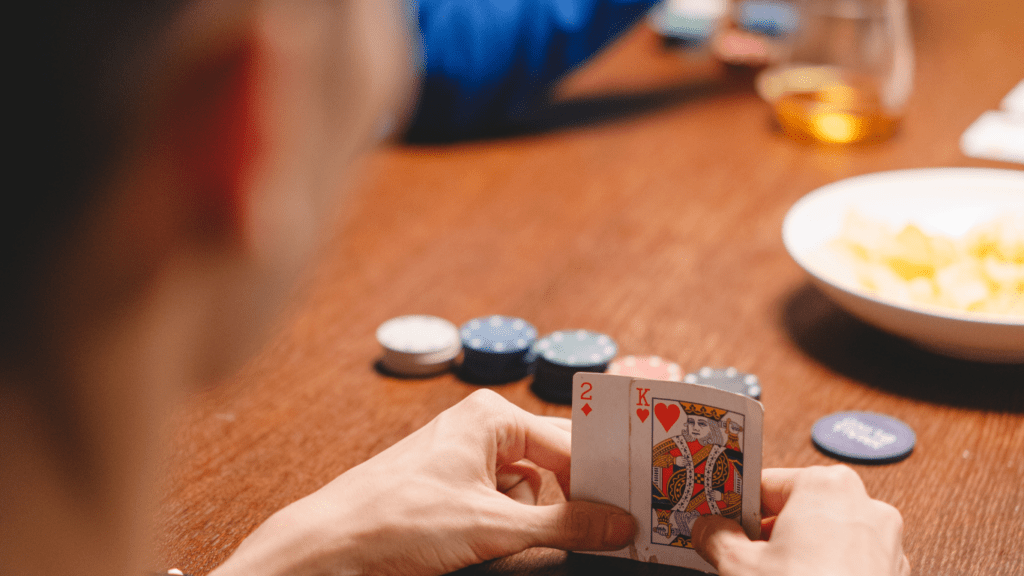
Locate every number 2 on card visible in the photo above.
<box><xmin>580</xmin><ymin>381</ymin><xmax>593</xmax><ymax>400</ymax></box>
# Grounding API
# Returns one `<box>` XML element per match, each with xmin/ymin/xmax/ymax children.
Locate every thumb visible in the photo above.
<box><xmin>522</xmin><ymin>500</ymin><xmax>636</xmax><ymax>551</ymax></box>
<box><xmin>692</xmin><ymin>515</ymin><xmax>764</xmax><ymax>574</ymax></box>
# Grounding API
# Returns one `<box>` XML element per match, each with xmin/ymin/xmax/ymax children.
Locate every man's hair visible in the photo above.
<box><xmin>5</xmin><ymin>3</ymin><xmax>185</xmax><ymax>357</ymax></box>
<box><xmin>2</xmin><ymin>3</ymin><xmax>191</xmax><ymax>496</ymax></box>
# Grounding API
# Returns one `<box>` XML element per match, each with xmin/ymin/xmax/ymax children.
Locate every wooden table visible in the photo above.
<box><xmin>157</xmin><ymin>1</ymin><xmax>1024</xmax><ymax>574</ymax></box>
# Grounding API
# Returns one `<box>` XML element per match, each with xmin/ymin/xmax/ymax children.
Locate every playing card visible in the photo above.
<box><xmin>630</xmin><ymin>378</ymin><xmax>763</xmax><ymax>571</ymax></box>
<box><xmin>569</xmin><ymin>372</ymin><xmax>633</xmax><ymax>559</ymax></box>
<box><xmin>571</xmin><ymin>373</ymin><xmax>764</xmax><ymax>572</ymax></box>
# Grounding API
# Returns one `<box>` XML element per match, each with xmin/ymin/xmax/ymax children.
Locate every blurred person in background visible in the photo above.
<box><xmin>408</xmin><ymin>0</ymin><xmax>662</xmax><ymax>140</ymax></box>
<box><xmin>1</xmin><ymin>2</ymin><xmax>908</xmax><ymax>576</ymax></box>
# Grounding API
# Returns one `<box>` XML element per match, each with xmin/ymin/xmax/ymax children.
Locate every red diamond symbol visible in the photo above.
<box><xmin>581</xmin><ymin>403</ymin><xmax>592</xmax><ymax>416</ymax></box>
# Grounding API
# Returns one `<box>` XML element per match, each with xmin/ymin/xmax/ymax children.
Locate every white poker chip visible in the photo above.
<box><xmin>378</xmin><ymin>349</ymin><xmax>460</xmax><ymax>376</ymax></box>
<box><xmin>377</xmin><ymin>315</ymin><xmax>459</xmax><ymax>354</ymax></box>
<box><xmin>376</xmin><ymin>315</ymin><xmax>460</xmax><ymax>376</ymax></box>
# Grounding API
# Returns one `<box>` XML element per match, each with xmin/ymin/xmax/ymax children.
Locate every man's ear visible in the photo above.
<box><xmin>163</xmin><ymin>36</ymin><xmax>263</xmax><ymax>241</ymax></box>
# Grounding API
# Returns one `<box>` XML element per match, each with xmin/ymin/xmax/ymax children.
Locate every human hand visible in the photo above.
<box><xmin>211</xmin><ymin>390</ymin><xmax>635</xmax><ymax>576</ymax></box>
<box><xmin>692</xmin><ymin>465</ymin><xmax>910</xmax><ymax>576</ymax></box>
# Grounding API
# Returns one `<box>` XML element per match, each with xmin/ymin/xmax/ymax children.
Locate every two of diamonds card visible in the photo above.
<box><xmin>570</xmin><ymin>373</ymin><xmax>764</xmax><ymax>573</ymax></box>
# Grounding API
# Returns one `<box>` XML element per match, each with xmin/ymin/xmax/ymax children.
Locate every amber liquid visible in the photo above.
<box><xmin>767</xmin><ymin>68</ymin><xmax>901</xmax><ymax>144</ymax></box>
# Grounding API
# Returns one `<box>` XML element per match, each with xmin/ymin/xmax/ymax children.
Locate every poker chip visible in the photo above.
<box><xmin>736</xmin><ymin>0</ymin><xmax>799</xmax><ymax>37</ymax></box>
<box><xmin>607</xmin><ymin>355</ymin><xmax>682</xmax><ymax>381</ymax></box>
<box><xmin>530</xmin><ymin>330</ymin><xmax>617</xmax><ymax>403</ymax></box>
<box><xmin>683</xmin><ymin>366</ymin><xmax>762</xmax><ymax>400</ymax></box>
<box><xmin>532</xmin><ymin>329</ymin><xmax>618</xmax><ymax>367</ymax></box>
<box><xmin>650</xmin><ymin>0</ymin><xmax>724</xmax><ymax>45</ymax></box>
<box><xmin>811</xmin><ymin>411</ymin><xmax>916</xmax><ymax>464</ymax></box>
<box><xmin>458</xmin><ymin>315</ymin><xmax>538</xmax><ymax>383</ymax></box>
<box><xmin>376</xmin><ymin>315</ymin><xmax>460</xmax><ymax>377</ymax></box>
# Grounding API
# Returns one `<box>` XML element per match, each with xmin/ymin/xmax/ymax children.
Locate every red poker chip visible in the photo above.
<box><xmin>607</xmin><ymin>355</ymin><xmax>682</xmax><ymax>382</ymax></box>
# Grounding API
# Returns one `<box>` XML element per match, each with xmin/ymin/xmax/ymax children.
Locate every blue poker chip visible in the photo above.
<box><xmin>530</xmin><ymin>329</ymin><xmax>617</xmax><ymax>368</ymax></box>
<box><xmin>683</xmin><ymin>367</ymin><xmax>762</xmax><ymax>400</ymax></box>
<box><xmin>458</xmin><ymin>316</ymin><xmax>538</xmax><ymax>384</ymax></box>
<box><xmin>736</xmin><ymin>0</ymin><xmax>799</xmax><ymax>37</ymax></box>
<box><xmin>811</xmin><ymin>411</ymin><xmax>916</xmax><ymax>464</ymax></box>
<box><xmin>529</xmin><ymin>330</ymin><xmax>616</xmax><ymax>403</ymax></box>
<box><xmin>530</xmin><ymin>362</ymin><xmax>581</xmax><ymax>404</ymax></box>
<box><xmin>461</xmin><ymin>315</ymin><xmax>537</xmax><ymax>354</ymax></box>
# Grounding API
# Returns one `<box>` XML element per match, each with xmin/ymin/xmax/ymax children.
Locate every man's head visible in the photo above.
<box><xmin>3</xmin><ymin>3</ymin><xmax>414</xmax><ymax>575</ymax></box>
<box><xmin>8</xmin><ymin>0</ymin><xmax>415</xmax><ymax>385</ymax></box>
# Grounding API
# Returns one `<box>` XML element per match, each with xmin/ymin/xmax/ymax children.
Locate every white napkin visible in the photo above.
<box><xmin>960</xmin><ymin>80</ymin><xmax>1024</xmax><ymax>165</ymax></box>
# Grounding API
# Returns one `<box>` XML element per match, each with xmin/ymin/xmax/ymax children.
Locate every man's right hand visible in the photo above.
<box><xmin>692</xmin><ymin>465</ymin><xmax>911</xmax><ymax>576</ymax></box>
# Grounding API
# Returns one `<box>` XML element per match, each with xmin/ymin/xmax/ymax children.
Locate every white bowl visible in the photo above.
<box><xmin>782</xmin><ymin>167</ymin><xmax>1024</xmax><ymax>363</ymax></box>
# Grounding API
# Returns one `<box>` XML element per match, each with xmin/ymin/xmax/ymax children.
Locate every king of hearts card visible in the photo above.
<box><xmin>571</xmin><ymin>373</ymin><xmax>763</xmax><ymax>574</ymax></box>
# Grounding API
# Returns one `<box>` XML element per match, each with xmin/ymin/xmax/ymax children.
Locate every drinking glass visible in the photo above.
<box><xmin>756</xmin><ymin>0</ymin><xmax>914</xmax><ymax>144</ymax></box>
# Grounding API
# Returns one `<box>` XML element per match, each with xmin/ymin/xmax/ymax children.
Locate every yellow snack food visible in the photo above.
<box><xmin>830</xmin><ymin>212</ymin><xmax>1024</xmax><ymax>317</ymax></box>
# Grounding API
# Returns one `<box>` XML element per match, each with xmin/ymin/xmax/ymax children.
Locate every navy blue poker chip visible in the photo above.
<box><xmin>458</xmin><ymin>316</ymin><xmax>537</xmax><ymax>384</ymax></box>
<box><xmin>530</xmin><ymin>329</ymin><xmax>617</xmax><ymax>368</ymax></box>
<box><xmin>736</xmin><ymin>0</ymin><xmax>799</xmax><ymax>37</ymax></box>
<box><xmin>529</xmin><ymin>330</ymin><xmax>616</xmax><ymax>404</ymax></box>
<box><xmin>461</xmin><ymin>315</ymin><xmax>537</xmax><ymax>354</ymax></box>
<box><xmin>683</xmin><ymin>366</ymin><xmax>762</xmax><ymax>400</ymax></box>
<box><xmin>531</xmin><ymin>361</ymin><xmax>603</xmax><ymax>404</ymax></box>
<box><xmin>811</xmin><ymin>411</ymin><xmax>916</xmax><ymax>464</ymax></box>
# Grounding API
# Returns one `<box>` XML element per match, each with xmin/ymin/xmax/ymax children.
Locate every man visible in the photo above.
<box><xmin>408</xmin><ymin>0</ymin><xmax>662</xmax><ymax>140</ymax></box>
<box><xmin>1</xmin><ymin>2</ymin><xmax>910</xmax><ymax>576</ymax></box>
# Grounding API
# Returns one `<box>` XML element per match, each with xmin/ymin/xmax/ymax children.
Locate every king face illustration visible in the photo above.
<box><xmin>651</xmin><ymin>401</ymin><xmax>743</xmax><ymax>549</ymax></box>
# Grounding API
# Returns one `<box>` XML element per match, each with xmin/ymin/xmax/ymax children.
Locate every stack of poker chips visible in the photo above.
<box><xmin>607</xmin><ymin>355</ymin><xmax>683</xmax><ymax>382</ymax></box>
<box><xmin>375</xmin><ymin>315</ymin><xmax>461</xmax><ymax>377</ymax></box>
<box><xmin>684</xmin><ymin>366</ymin><xmax>762</xmax><ymax>400</ymax></box>
<box><xmin>530</xmin><ymin>329</ymin><xmax>617</xmax><ymax>404</ymax></box>
<box><xmin>458</xmin><ymin>315</ymin><xmax>538</xmax><ymax>384</ymax></box>
<box><xmin>374</xmin><ymin>315</ymin><xmax>764</xmax><ymax>402</ymax></box>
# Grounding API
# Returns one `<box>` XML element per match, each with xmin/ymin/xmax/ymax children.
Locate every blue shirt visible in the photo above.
<box><xmin>408</xmin><ymin>0</ymin><xmax>661</xmax><ymax>140</ymax></box>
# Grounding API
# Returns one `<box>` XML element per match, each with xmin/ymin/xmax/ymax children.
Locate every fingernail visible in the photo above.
<box><xmin>604</xmin><ymin>513</ymin><xmax>636</xmax><ymax>547</ymax></box>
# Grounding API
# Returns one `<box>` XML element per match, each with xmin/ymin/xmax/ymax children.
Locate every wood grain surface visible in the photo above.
<box><xmin>156</xmin><ymin>1</ymin><xmax>1024</xmax><ymax>575</ymax></box>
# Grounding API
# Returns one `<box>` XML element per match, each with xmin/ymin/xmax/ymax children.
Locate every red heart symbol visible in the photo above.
<box><xmin>637</xmin><ymin>408</ymin><xmax>650</xmax><ymax>423</ymax></box>
<box><xmin>655</xmin><ymin>403</ymin><xmax>680</xmax><ymax>432</ymax></box>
